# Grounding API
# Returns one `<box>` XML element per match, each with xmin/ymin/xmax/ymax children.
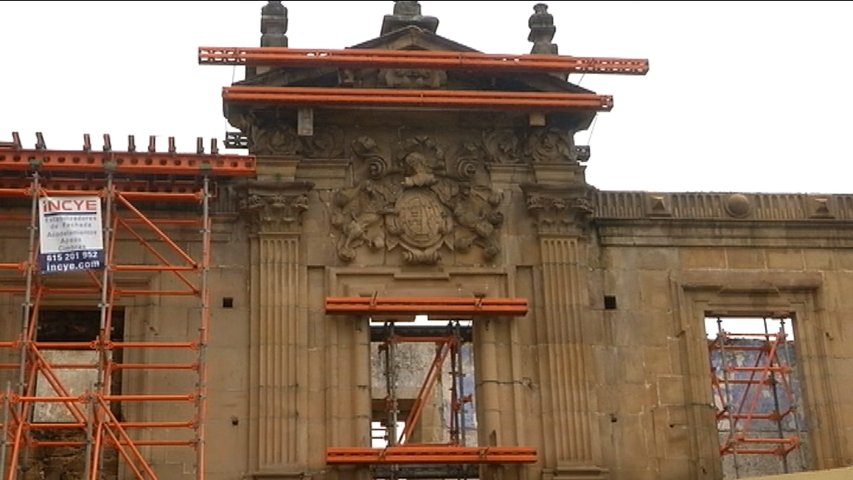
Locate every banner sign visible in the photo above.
<box><xmin>38</xmin><ymin>196</ymin><xmax>105</xmax><ymax>274</ymax></box>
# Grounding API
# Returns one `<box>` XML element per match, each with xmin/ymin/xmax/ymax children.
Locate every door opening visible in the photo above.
<box><xmin>706</xmin><ymin>315</ymin><xmax>809</xmax><ymax>478</ymax></box>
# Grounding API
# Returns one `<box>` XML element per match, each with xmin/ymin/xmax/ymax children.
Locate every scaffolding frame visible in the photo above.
<box><xmin>325</xmin><ymin>296</ymin><xmax>536</xmax><ymax>477</ymax></box>
<box><xmin>708</xmin><ymin>316</ymin><xmax>807</xmax><ymax>477</ymax></box>
<box><xmin>0</xmin><ymin>134</ymin><xmax>254</xmax><ymax>479</ymax></box>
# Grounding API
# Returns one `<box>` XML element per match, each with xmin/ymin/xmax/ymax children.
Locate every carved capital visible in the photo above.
<box><xmin>522</xmin><ymin>183</ymin><xmax>595</xmax><ymax>235</ymax></box>
<box><xmin>236</xmin><ymin>180</ymin><xmax>315</xmax><ymax>233</ymax></box>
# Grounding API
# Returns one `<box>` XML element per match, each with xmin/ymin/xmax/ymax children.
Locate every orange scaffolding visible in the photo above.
<box><xmin>325</xmin><ymin>296</ymin><xmax>535</xmax><ymax>478</ymax></box>
<box><xmin>708</xmin><ymin>317</ymin><xmax>807</xmax><ymax>476</ymax></box>
<box><xmin>202</xmin><ymin>46</ymin><xmax>647</xmax><ymax>115</ymax></box>
<box><xmin>0</xmin><ymin>133</ymin><xmax>254</xmax><ymax>479</ymax></box>
<box><xmin>198</xmin><ymin>46</ymin><xmax>650</xmax><ymax>75</ymax></box>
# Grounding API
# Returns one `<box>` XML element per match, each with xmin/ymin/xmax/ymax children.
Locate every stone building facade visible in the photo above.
<box><xmin>2</xmin><ymin>2</ymin><xmax>852</xmax><ymax>480</ymax></box>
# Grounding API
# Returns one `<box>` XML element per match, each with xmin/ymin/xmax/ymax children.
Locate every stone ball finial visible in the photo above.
<box><xmin>381</xmin><ymin>1</ymin><xmax>439</xmax><ymax>36</ymax></box>
<box><xmin>261</xmin><ymin>1</ymin><xmax>288</xmax><ymax>47</ymax></box>
<box><xmin>528</xmin><ymin>3</ymin><xmax>558</xmax><ymax>55</ymax></box>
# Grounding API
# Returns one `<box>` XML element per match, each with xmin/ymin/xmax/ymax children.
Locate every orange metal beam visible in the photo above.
<box><xmin>326</xmin><ymin>445</ymin><xmax>537</xmax><ymax>465</ymax></box>
<box><xmin>224</xmin><ymin>86</ymin><xmax>613</xmax><ymax>112</ymax></box>
<box><xmin>0</xmin><ymin>148</ymin><xmax>255</xmax><ymax>176</ymax></box>
<box><xmin>325</xmin><ymin>296</ymin><xmax>528</xmax><ymax>317</ymax></box>
<box><xmin>199</xmin><ymin>46</ymin><xmax>649</xmax><ymax>75</ymax></box>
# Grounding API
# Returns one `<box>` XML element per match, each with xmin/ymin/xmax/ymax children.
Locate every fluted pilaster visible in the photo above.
<box><xmin>253</xmin><ymin>235</ymin><xmax>305</xmax><ymax>468</ymax></box>
<box><xmin>539</xmin><ymin>236</ymin><xmax>593</xmax><ymax>462</ymax></box>
<box><xmin>523</xmin><ymin>182</ymin><xmax>604</xmax><ymax>476</ymax></box>
<box><xmin>241</xmin><ymin>180</ymin><xmax>313</xmax><ymax>473</ymax></box>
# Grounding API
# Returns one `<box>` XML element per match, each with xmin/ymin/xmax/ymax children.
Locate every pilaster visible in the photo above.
<box><xmin>239</xmin><ymin>180</ymin><xmax>314</xmax><ymax>475</ymax></box>
<box><xmin>523</xmin><ymin>182</ymin><xmax>607</xmax><ymax>478</ymax></box>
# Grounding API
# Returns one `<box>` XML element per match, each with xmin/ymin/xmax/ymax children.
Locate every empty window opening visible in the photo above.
<box><xmin>31</xmin><ymin>308</ymin><xmax>124</xmax><ymax>479</ymax></box>
<box><xmin>369</xmin><ymin>315</ymin><xmax>479</xmax><ymax>479</ymax></box>
<box><xmin>706</xmin><ymin>315</ymin><xmax>809</xmax><ymax>479</ymax></box>
<box><xmin>35</xmin><ymin>308</ymin><xmax>125</xmax><ymax>420</ymax></box>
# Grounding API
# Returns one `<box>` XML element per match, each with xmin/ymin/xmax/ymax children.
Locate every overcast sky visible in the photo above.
<box><xmin>2</xmin><ymin>1</ymin><xmax>851</xmax><ymax>194</ymax></box>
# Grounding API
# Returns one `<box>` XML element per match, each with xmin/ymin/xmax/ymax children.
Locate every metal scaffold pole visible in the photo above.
<box><xmin>196</xmin><ymin>175</ymin><xmax>211</xmax><ymax>480</ymax></box>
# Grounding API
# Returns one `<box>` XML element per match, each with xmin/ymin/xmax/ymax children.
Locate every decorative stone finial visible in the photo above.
<box><xmin>261</xmin><ymin>1</ymin><xmax>288</xmax><ymax>47</ymax></box>
<box><xmin>381</xmin><ymin>1</ymin><xmax>439</xmax><ymax>36</ymax></box>
<box><xmin>528</xmin><ymin>3</ymin><xmax>558</xmax><ymax>55</ymax></box>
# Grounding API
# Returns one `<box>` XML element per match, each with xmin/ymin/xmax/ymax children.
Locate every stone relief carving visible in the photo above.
<box><xmin>331</xmin><ymin>135</ymin><xmax>503</xmax><ymax>265</ymax></box>
<box><xmin>237</xmin><ymin>181</ymin><xmax>314</xmax><ymax>233</ymax></box>
<box><xmin>234</xmin><ymin>113</ymin><xmax>344</xmax><ymax>157</ymax></box>
<box><xmin>301</xmin><ymin>125</ymin><xmax>344</xmax><ymax>158</ymax></box>
<box><xmin>461</xmin><ymin>128</ymin><xmax>583</xmax><ymax>165</ymax></box>
<box><xmin>527</xmin><ymin>127</ymin><xmax>573</xmax><ymax>163</ymax></box>
<box><xmin>339</xmin><ymin>68</ymin><xmax>447</xmax><ymax>89</ymax></box>
<box><xmin>522</xmin><ymin>184</ymin><xmax>594</xmax><ymax>234</ymax></box>
<box><xmin>482</xmin><ymin>129</ymin><xmax>523</xmax><ymax>164</ymax></box>
<box><xmin>248</xmin><ymin>122</ymin><xmax>301</xmax><ymax>156</ymax></box>
<box><xmin>378</xmin><ymin>68</ymin><xmax>447</xmax><ymax>89</ymax></box>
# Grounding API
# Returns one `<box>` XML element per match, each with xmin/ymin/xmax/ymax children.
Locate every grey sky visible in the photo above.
<box><xmin>2</xmin><ymin>1</ymin><xmax>851</xmax><ymax>193</ymax></box>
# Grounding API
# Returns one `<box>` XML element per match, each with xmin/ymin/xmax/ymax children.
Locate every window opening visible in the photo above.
<box><xmin>324</xmin><ymin>295</ymin><xmax>535</xmax><ymax>476</ymax></box>
<box><xmin>29</xmin><ymin>308</ymin><xmax>125</xmax><ymax>478</ymax></box>
<box><xmin>706</xmin><ymin>316</ymin><xmax>808</xmax><ymax>478</ymax></box>
<box><xmin>369</xmin><ymin>315</ymin><xmax>478</xmax><ymax>479</ymax></box>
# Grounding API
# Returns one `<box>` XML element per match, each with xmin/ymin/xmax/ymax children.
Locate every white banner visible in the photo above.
<box><xmin>38</xmin><ymin>196</ymin><xmax>105</xmax><ymax>274</ymax></box>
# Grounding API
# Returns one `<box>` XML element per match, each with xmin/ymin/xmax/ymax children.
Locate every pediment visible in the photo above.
<box><xmin>236</xmin><ymin>25</ymin><xmax>592</xmax><ymax>95</ymax></box>
<box><xmin>350</xmin><ymin>25</ymin><xmax>478</xmax><ymax>53</ymax></box>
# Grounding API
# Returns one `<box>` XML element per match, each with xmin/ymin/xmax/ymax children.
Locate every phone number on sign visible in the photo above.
<box><xmin>42</xmin><ymin>251</ymin><xmax>101</xmax><ymax>263</ymax></box>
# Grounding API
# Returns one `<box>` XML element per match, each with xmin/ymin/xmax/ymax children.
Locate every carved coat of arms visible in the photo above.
<box><xmin>331</xmin><ymin>135</ymin><xmax>503</xmax><ymax>265</ymax></box>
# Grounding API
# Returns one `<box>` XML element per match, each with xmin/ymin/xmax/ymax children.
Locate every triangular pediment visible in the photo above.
<box><xmin>350</xmin><ymin>25</ymin><xmax>478</xmax><ymax>53</ymax></box>
<box><xmin>236</xmin><ymin>25</ymin><xmax>592</xmax><ymax>95</ymax></box>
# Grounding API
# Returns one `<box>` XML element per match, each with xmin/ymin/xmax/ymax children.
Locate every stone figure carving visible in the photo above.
<box><xmin>527</xmin><ymin>127</ymin><xmax>572</xmax><ymax>163</ymax></box>
<box><xmin>379</xmin><ymin>68</ymin><xmax>447</xmax><ymax>89</ymax></box>
<box><xmin>482</xmin><ymin>129</ymin><xmax>523</xmax><ymax>164</ymax></box>
<box><xmin>331</xmin><ymin>135</ymin><xmax>504</xmax><ymax>265</ymax></box>
<box><xmin>332</xmin><ymin>179</ymin><xmax>398</xmax><ymax>261</ymax></box>
<box><xmin>450</xmin><ymin>184</ymin><xmax>503</xmax><ymax>258</ymax></box>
